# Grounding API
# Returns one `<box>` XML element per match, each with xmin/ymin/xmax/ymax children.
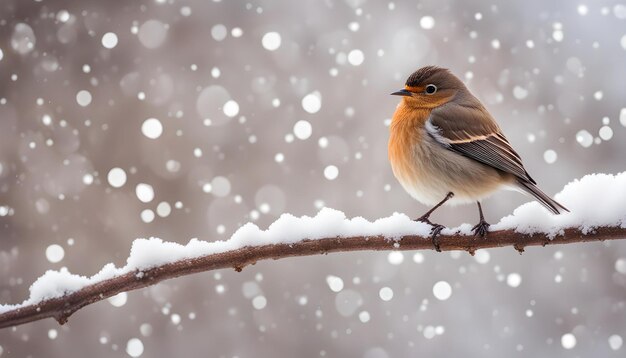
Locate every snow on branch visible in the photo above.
<box><xmin>1</xmin><ymin>172</ymin><xmax>625</xmax><ymax>329</ymax></box>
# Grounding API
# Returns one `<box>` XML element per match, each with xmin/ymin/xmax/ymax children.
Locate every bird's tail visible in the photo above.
<box><xmin>516</xmin><ymin>180</ymin><xmax>569</xmax><ymax>215</ymax></box>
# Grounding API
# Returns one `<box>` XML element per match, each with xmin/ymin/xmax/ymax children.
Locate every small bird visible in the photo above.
<box><xmin>389</xmin><ymin>66</ymin><xmax>568</xmax><ymax>249</ymax></box>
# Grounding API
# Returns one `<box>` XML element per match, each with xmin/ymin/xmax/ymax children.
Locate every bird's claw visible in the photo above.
<box><xmin>429</xmin><ymin>224</ymin><xmax>445</xmax><ymax>252</ymax></box>
<box><xmin>415</xmin><ymin>217</ymin><xmax>445</xmax><ymax>252</ymax></box>
<box><xmin>472</xmin><ymin>220</ymin><xmax>490</xmax><ymax>238</ymax></box>
<box><xmin>414</xmin><ymin>215</ymin><xmax>432</xmax><ymax>225</ymax></box>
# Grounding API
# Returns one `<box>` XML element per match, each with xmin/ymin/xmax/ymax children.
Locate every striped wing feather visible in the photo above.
<box><xmin>429</xmin><ymin>104</ymin><xmax>536</xmax><ymax>184</ymax></box>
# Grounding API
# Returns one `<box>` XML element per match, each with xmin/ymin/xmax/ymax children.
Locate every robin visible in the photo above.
<box><xmin>389</xmin><ymin>66</ymin><xmax>568</xmax><ymax>250</ymax></box>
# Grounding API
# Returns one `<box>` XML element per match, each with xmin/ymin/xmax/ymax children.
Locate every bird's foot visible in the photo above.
<box><xmin>415</xmin><ymin>217</ymin><xmax>445</xmax><ymax>252</ymax></box>
<box><xmin>414</xmin><ymin>215</ymin><xmax>433</xmax><ymax>225</ymax></box>
<box><xmin>472</xmin><ymin>219</ymin><xmax>490</xmax><ymax>238</ymax></box>
<box><xmin>429</xmin><ymin>224</ymin><xmax>445</xmax><ymax>252</ymax></box>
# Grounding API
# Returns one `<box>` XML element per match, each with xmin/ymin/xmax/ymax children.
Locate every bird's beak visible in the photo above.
<box><xmin>390</xmin><ymin>89</ymin><xmax>412</xmax><ymax>97</ymax></box>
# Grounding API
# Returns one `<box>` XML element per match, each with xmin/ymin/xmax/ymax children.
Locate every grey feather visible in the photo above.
<box><xmin>517</xmin><ymin>180</ymin><xmax>570</xmax><ymax>214</ymax></box>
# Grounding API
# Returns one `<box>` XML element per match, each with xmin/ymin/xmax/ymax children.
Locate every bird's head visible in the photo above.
<box><xmin>391</xmin><ymin>66</ymin><xmax>466</xmax><ymax>109</ymax></box>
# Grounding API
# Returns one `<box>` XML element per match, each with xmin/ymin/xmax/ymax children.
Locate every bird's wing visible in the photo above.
<box><xmin>428</xmin><ymin>104</ymin><xmax>536</xmax><ymax>184</ymax></box>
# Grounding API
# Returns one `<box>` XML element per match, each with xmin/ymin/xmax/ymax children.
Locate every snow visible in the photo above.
<box><xmin>126</xmin><ymin>338</ymin><xmax>144</xmax><ymax>357</ymax></box>
<box><xmin>561</xmin><ymin>333</ymin><xmax>577</xmax><ymax>349</ymax></box>
<box><xmin>209</xmin><ymin>176</ymin><xmax>231</xmax><ymax>197</ymax></box>
<box><xmin>609</xmin><ymin>335</ymin><xmax>623</xmax><ymax>350</ymax></box>
<box><xmin>108</xmin><ymin>292</ymin><xmax>128</xmax><ymax>307</ymax></box>
<box><xmin>347</xmin><ymin>49</ymin><xmax>364</xmax><ymax>66</ymax></box>
<box><xmin>75</xmin><ymin>90</ymin><xmax>92</xmax><ymax>107</ymax></box>
<box><xmin>492</xmin><ymin>172</ymin><xmax>626</xmax><ymax>236</ymax></box>
<box><xmin>138</xmin><ymin>20</ymin><xmax>167</xmax><ymax>49</ymax></box>
<box><xmin>301</xmin><ymin>92</ymin><xmax>322</xmax><ymax>114</ymax></box>
<box><xmin>107</xmin><ymin>167</ymin><xmax>127</xmax><ymax>188</ymax></box>
<box><xmin>222</xmin><ymin>100</ymin><xmax>239</xmax><ymax>117</ymax></box>
<box><xmin>140</xmin><ymin>209</ymin><xmax>155</xmax><ymax>223</ymax></box>
<box><xmin>156</xmin><ymin>202</ymin><xmax>171</xmax><ymax>217</ymax></box>
<box><xmin>11</xmin><ymin>23</ymin><xmax>36</xmax><ymax>55</ymax></box>
<box><xmin>576</xmin><ymin>130</ymin><xmax>593</xmax><ymax>147</ymax></box>
<box><xmin>261</xmin><ymin>32</ymin><xmax>281</xmax><ymax>51</ymax></box>
<box><xmin>210</xmin><ymin>24</ymin><xmax>227</xmax><ymax>42</ymax></box>
<box><xmin>135</xmin><ymin>183</ymin><xmax>155</xmax><ymax>203</ymax></box>
<box><xmin>419</xmin><ymin>16</ymin><xmax>435</xmax><ymax>30</ymax></box>
<box><xmin>323</xmin><ymin>165</ymin><xmax>339</xmax><ymax>180</ymax></box>
<box><xmin>326</xmin><ymin>275</ymin><xmax>344</xmax><ymax>292</ymax></box>
<box><xmin>251</xmin><ymin>296</ymin><xmax>267</xmax><ymax>310</ymax></box>
<box><xmin>48</xmin><ymin>328</ymin><xmax>58</xmax><ymax>339</ymax></box>
<box><xmin>1</xmin><ymin>172</ymin><xmax>625</xmax><ymax>313</ymax></box>
<box><xmin>101</xmin><ymin>32</ymin><xmax>118</xmax><ymax>49</ymax></box>
<box><xmin>599</xmin><ymin>126</ymin><xmax>613</xmax><ymax>141</ymax></box>
<box><xmin>379</xmin><ymin>287</ymin><xmax>394</xmax><ymax>301</ymax></box>
<box><xmin>506</xmin><ymin>273</ymin><xmax>522</xmax><ymax>288</ymax></box>
<box><xmin>45</xmin><ymin>244</ymin><xmax>65</xmax><ymax>263</ymax></box>
<box><xmin>432</xmin><ymin>281</ymin><xmax>452</xmax><ymax>300</ymax></box>
<box><xmin>293</xmin><ymin>120</ymin><xmax>312</xmax><ymax>140</ymax></box>
<box><xmin>141</xmin><ymin>118</ymin><xmax>163</xmax><ymax>139</ymax></box>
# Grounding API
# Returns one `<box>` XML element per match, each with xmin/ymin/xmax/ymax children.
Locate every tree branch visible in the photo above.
<box><xmin>1</xmin><ymin>226</ymin><xmax>625</xmax><ymax>329</ymax></box>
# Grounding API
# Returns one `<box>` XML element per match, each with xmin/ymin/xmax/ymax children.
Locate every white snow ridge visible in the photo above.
<box><xmin>1</xmin><ymin>172</ymin><xmax>625</xmax><ymax>313</ymax></box>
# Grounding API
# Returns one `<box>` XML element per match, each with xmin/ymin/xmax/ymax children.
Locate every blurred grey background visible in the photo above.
<box><xmin>1</xmin><ymin>0</ymin><xmax>626</xmax><ymax>357</ymax></box>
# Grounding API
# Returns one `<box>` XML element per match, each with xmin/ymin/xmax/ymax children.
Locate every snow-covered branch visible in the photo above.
<box><xmin>0</xmin><ymin>172</ymin><xmax>625</xmax><ymax>329</ymax></box>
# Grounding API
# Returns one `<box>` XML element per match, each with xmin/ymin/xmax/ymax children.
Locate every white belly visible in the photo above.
<box><xmin>391</xmin><ymin>133</ymin><xmax>507</xmax><ymax>206</ymax></box>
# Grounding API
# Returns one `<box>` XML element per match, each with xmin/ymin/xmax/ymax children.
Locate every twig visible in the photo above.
<box><xmin>1</xmin><ymin>226</ymin><xmax>625</xmax><ymax>329</ymax></box>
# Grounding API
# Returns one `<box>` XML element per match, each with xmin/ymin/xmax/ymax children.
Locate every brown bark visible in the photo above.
<box><xmin>1</xmin><ymin>226</ymin><xmax>625</xmax><ymax>329</ymax></box>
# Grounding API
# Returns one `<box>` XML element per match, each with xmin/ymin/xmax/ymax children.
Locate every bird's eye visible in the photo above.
<box><xmin>425</xmin><ymin>84</ymin><xmax>437</xmax><ymax>95</ymax></box>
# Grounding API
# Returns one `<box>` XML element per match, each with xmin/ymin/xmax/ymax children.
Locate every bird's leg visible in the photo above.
<box><xmin>415</xmin><ymin>192</ymin><xmax>454</xmax><ymax>252</ymax></box>
<box><xmin>415</xmin><ymin>192</ymin><xmax>454</xmax><ymax>223</ymax></box>
<box><xmin>471</xmin><ymin>201</ymin><xmax>490</xmax><ymax>238</ymax></box>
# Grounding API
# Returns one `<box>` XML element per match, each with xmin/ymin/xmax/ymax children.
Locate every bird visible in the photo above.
<box><xmin>388</xmin><ymin>66</ymin><xmax>568</xmax><ymax>250</ymax></box>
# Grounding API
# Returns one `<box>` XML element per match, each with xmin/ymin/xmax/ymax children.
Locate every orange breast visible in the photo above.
<box><xmin>388</xmin><ymin>101</ymin><xmax>430</xmax><ymax>181</ymax></box>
